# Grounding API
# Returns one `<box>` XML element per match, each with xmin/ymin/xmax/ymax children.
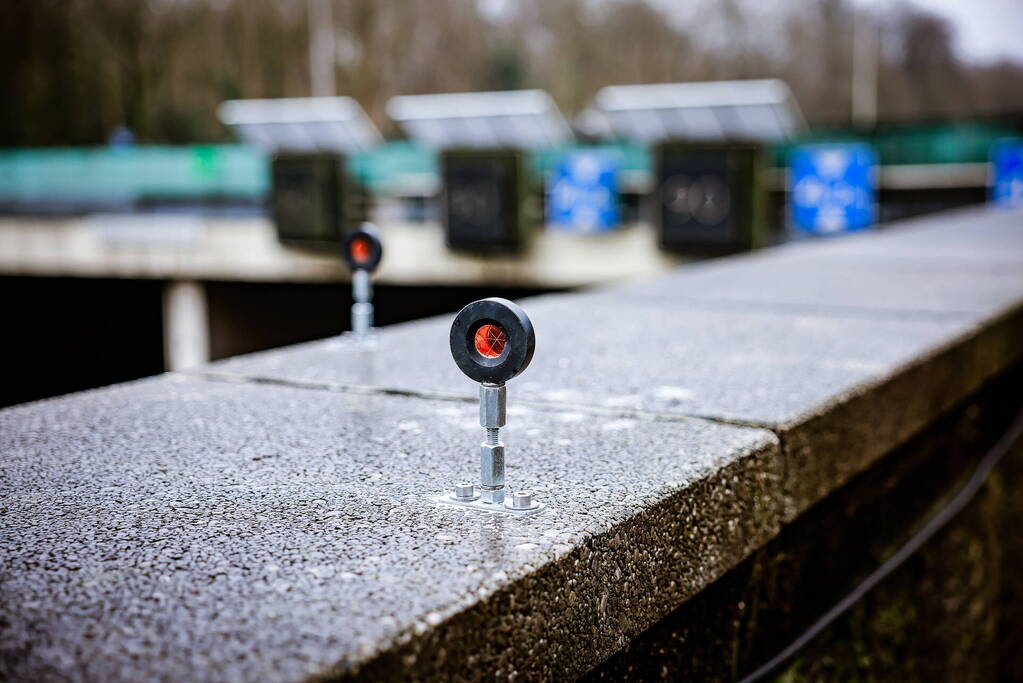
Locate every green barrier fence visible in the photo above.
<box><xmin>0</xmin><ymin>121</ymin><xmax>1017</xmax><ymax>206</ymax></box>
<box><xmin>0</xmin><ymin>145</ymin><xmax>268</xmax><ymax>204</ymax></box>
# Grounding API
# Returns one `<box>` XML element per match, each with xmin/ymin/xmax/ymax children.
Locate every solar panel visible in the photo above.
<box><xmin>386</xmin><ymin>89</ymin><xmax>573</xmax><ymax>151</ymax></box>
<box><xmin>594</xmin><ymin>79</ymin><xmax>806</xmax><ymax>143</ymax></box>
<box><xmin>217</xmin><ymin>97</ymin><xmax>382</xmax><ymax>154</ymax></box>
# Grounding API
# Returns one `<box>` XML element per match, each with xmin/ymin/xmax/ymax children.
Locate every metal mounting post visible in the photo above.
<box><xmin>342</xmin><ymin>224</ymin><xmax>382</xmax><ymax>341</ymax></box>
<box><xmin>433</xmin><ymin>298</ymin><xmax>544</xmax><ymax>515</ymax></box>
<box><xmin>351</xmin><ymin>269</ymin><xmax>373</xmax><ymax>339</ymax></box>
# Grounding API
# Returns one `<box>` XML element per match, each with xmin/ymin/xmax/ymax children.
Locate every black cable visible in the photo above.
<box><xmin>739</xmin><ymin>405</ymin><xmax>1023</xmax><ymax>683</ymax></box>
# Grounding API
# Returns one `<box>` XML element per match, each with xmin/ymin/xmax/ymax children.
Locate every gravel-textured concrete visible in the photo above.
<box><xmin>210</xmin><ymin>208</ymin><xmax>1023</xmax><ymax>514</ymax></box>
<box><xmin>619</xmin><ymin>261</ymin><xmax>1023</xmax><ymax>320</ymax></box>
<box><xmin>0</xmin><ymin>375</ymin><xmax>780</xmax><ymax>681</ymax></box>
<box><xmin>3</xmin><ymin>206</ymin><xmax>1022</xmax><ymax>681</ymax></box>
<box><xmin>210</xmin><ymin>296</ymin><xmax>1022</xmax><ymax>516</ymax></box>
<box><xmin>614</xmin><ymin>256</ymin><xmax>1023</xmax><ymax>322</ymax></box>
<box><xmin>209</xmin><ymin>296</ymin><xmax>975</xmax><ymax>424</ymax></box>
<box><xmin>613</xmin><ymin>209</ymin><xmax>1023</xmax><ymax>317</ymax></box>
<box><xmin>672</xmin><ymin>206</ymin><xmax>1023</xmax><ymax>277</ymax></box>
<box><xmin>209</xmin><ymin>296</ymin><xmax>1021</xmax><ymax>517</ymax></box>
<box><xmin>775</xmin><ymin>206</ymin><xmax>1023</xmax><ymax>275</ymax></box>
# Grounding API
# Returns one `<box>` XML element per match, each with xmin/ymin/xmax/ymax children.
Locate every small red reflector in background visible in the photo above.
<box><xmin>474</xmin><ymin>324</ymin><xmax>506</xmax><ymax>358</ymax></box>
<box><xmin>350</xmin><ymin>237</ymin><xmax>371</xmax><ymax>264</ymax></box>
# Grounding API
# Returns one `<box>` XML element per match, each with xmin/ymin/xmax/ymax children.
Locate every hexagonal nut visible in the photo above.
<box><xmin>510</xmin><ymin>491</ymin><xmax>533</xmax><ymax>509</ymax></box>
<box><xmin>480</xmin><ymin>442</ymin><xmax>505</xmax><ymax>487</ymax></box>
<box><xmin>452</xmin><ymin>483</ymin><xmax>476</xmax><ymax>499</ymax></box>
<box><xmin>480</xmin><ymin>487</ymin><xmax>505</xmax><ymax>504</ymax></box>
<box><xmin>479</xmin><ymin>384</ymin><xmax>506</xmax><ymax>428</ymax></box>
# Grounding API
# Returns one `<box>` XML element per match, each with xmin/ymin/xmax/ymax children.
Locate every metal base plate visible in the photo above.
<box><xmin>431</xmin><ymin>494</ymin><xmax>546</xmax><ymax>515</ymax></box>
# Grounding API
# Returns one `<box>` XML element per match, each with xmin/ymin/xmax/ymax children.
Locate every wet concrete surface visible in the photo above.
<box><xmin>2</xmin><ymin>206</ymin><xmax>1023</xmax><ymax>680</ymax></box>
<box><xmin>210</xmin><ymin>208</ymin><xmax>1023</xmax><ymax>515</ymax></box>
<box><xmin>0</xmin><ymin>375</ymin><xmax>779</xmax><ymax>681</ymax></box>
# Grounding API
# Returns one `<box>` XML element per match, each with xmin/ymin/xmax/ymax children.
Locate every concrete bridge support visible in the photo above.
<box><xmin>162</xmin><ymin>280</ymin><xmax>210</xmax><ymax>371</ymax></box>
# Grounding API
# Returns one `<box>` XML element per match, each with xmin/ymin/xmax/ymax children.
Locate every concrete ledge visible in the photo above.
<box><xmin>781</xmin><ymin>302</ymin><xmax>1023</xmax><ymax>516</ymax></box>
<box><xmin>587</xmin><ymin>366</ymin><xmax>1023</xmax><ymax>679</ymax></box>
<box><xmin>213</xmin><ymin>207</ymin><xmax>1023</xmax><ymax>519</ymax></box>
<box><xmin>0</xmin><ymin>377</ymin><xmax>779</xmax><ymax>681</ymax></box>
<box><xmin>2</xmin><ymin>206</ymin><xmax>1022</xmax><ymax>680</ymax></box>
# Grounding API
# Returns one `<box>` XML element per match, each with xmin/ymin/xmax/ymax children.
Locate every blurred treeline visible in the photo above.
<box><xmin>5</xmin><ymin>0</ymin><xmax>1023</xmax><ymax>146</ymax></box>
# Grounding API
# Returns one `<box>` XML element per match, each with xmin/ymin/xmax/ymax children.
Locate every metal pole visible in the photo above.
<box><xmin>307</xmin><ymin>0</ymin><xmax>336</xmax><ymax>97</ymax></box>
<box><xmin>851</xmin><ymin>8</ymin><xmax>878</xmax><ymax>129</ymax></box>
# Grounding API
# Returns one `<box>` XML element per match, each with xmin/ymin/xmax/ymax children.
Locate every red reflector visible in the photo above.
<box><xmin>474</xmin><ymin>324</ymin><xmax>506</xmax><ymax>358</ymax></box>
<box><xmin>350</xmin><ymin>237</ymin><xmax>371</xmax><ymax>264</ymax></box>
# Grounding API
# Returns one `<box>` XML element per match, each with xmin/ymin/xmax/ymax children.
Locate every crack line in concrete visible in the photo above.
<box><xmin>184</xmin><ymin>369</ymin><xmax>779</xmax><ymax>433</ymax></box>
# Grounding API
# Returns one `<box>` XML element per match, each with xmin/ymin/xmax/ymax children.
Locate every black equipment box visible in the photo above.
<box><xmin>270</xmin><ymin>152</ymin><xmax>366</xmax><ymax>248</ymax></box>
<box><xmin>655</xmin><ymin>142</ymin><xmax>764</xmax><ymax>253</ymax></box>
<box><xmin>441</xmin><ymin>149</ymin><xmax>529</xmax><ymax>253</ymax></box>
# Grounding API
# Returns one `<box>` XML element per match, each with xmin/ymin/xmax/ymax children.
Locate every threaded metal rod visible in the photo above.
<box><xmin>485</xmin><ymin>427</ymin><xmax>500</xmax><ymax>445</ymax></box>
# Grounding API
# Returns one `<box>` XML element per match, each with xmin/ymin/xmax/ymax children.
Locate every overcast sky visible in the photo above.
<box><xmin>479</xmin><ymin>0</ymin><xmax>1023</xmax><ymax>64</ymax></box>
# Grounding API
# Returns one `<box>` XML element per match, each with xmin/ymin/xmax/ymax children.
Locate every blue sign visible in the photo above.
<box><xmin>991</xmin><ymin>138</ymin><xmax>1023</xmax><ymax>209</ymax></box>
<box><xmin>548</xmin><ymin>152</ymin><xmax>619</xmax><ymax>232</ymax></box>
<box><xmin>790</xmin><ymin>143</ymin><xmax>876</xmax><ymax>235</ymax></box>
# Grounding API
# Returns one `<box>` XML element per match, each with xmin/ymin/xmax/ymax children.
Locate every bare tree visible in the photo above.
<box><xmin>2</xmin><ymin>0</ymin><xmax>1022</xmax><ymax>146</ymax></box>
